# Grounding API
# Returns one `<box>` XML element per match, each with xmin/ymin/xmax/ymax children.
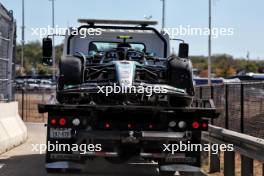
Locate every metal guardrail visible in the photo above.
<box><xmin>203</xmin><ymin>125</ymin><xmax>264</xmax><ymax>176</ymax></box>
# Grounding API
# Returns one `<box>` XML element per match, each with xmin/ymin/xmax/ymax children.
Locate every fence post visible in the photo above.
<box><xmin>21</xmin><ymin>88</ymin><xmax>24</xmax><ymax>120</ymax></box>
<box><xmin>225</xmin><ymin>84</ymin><xmax>229</xmax><ymax>129</ymax></box>
<box><xmin>25</xmin><ymin>89</ymin><xmax>27</xmax><ymax>121</ymax></box>
<box><xmin>209</xmin><ymin>151</ymin><xmax>221</xmax><ymax>173</ymax></box>
<box><xmin>240</xmin><ymin>83</ymin><xmax>244</xmax><ymax>133</ymax></box>
<box><xmin>211</xmin><ymin>85</ymin><xmax>214</xmax><ymax>125</ymax></box>
<box><xmin>224</xmin><ymin>151</ymin><xmax>235</xmax><ymax>176</ymax></box>
<box><xmin>42</xmin><ymin>90</ymin><xmax>45</xmax><ymax>122</ymax></box>
<box><xmin>199</xmin><ymin>86</ymin><xmax>203</xmax><ymax>99</ymax></box>
<box><xmin>241</xmin><ymin>155</ymin><xmax>253</xmax><ymax>176</ymax></box>
<box><xmin>262</xmin><ymin>164</ymin><xmax>264</xmax><ymax>176</ymax></box>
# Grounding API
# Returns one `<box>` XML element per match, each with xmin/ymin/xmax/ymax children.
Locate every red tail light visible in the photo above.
<box><xmin>149</xmin><ymin>124</ymin><xmax>153</xmax><ymax>129</ymax></box>
<box><xmin>59</xmin><ymin>118</ymin><xmax>67</xmax><ymax>126</ymax></box>
<box><xmin>192</xmin><ymin>122</ymin><xmax>200</xmax><ymax>129</ymax></box>
<box><xmin>51</xmin><ymin>118</ymin><xmax>56</xmax><ymax>125</ymax></box>
<box><xmin>127</xmin><ymin>123</ymin><xmax>132</xmax><ymax>129</ymax></box>
<box><xmin>105</xmin><ymin>123</ymin><xmax>111</xmax><ymax>129</ymax></box>
<box><xmin>202</xmin><ymin>123</ymin><xmax>208</xmax><ymax>128</ymax></box>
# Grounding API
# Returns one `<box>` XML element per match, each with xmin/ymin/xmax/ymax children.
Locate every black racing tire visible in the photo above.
<box><xmin>60</xmin><ymin>56</ymin><xmax>82</xmax><ymax>85</ymax></box>
<box><xmin>167</xmin><ymin>55</ymin><xmax>195</xmax><ymax>97</ymax></box>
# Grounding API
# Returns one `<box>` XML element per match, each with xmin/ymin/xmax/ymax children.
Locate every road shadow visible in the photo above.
<box><xmin>0</xmin><ymin>154</ymin><xmax>159</xmax><ymax>176</ymax></box>
<box><xmin>0</xmin><ymin>154</ymin><xmax>46</xmax><ymax>176</ymax></box>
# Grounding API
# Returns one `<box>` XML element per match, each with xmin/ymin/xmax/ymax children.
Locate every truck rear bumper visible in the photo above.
<box><xmin>45</xmin><ymin>161</ymin><xmax>201</xmax><ymax>172</ymax></box>
<box><xmin>76</xmin><ymin>130</ymin><xmax>192</xmax><ymax>141</ymax></box>
<box><xmin>49</xmin><ymin>151</ymin><xmax>197</xmax><ymax>163</ymax></box>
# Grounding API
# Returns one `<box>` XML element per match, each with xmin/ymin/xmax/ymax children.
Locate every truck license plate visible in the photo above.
<box><xmin>50</xmin><ymin>128</ymin><xmax>71</xmax><ymax>139</ymax></box>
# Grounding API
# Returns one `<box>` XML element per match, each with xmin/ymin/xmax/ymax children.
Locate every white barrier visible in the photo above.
<box><xmin>0</xmin><ymin>102</ymin><xmax>27</xmax><ymax>154</ymax></box>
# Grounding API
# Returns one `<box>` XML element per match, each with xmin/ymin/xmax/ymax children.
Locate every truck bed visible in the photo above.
<box><xmin>38</xmin><ymin>99</ymin><xmax>219</xmax><ymax>119</ymax></box>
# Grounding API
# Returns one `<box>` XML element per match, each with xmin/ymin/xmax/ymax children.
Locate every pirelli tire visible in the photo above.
<box><xmin>60</xmin><ymin>56</ymin><xmax>82</xmax><ymax>86</ymax></box>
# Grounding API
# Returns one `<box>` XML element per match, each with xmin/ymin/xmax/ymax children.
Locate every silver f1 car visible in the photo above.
<box><xmin>43</xmin><ymin>19</ymin><xmax>195</xmax><ymax>107</ymax></box>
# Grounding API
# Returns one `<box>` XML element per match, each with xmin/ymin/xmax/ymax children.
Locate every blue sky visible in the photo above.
<box><xmin>1</xmin><ymin>0</ymin><xmax>264</xmax><ymax>59</ymax></box>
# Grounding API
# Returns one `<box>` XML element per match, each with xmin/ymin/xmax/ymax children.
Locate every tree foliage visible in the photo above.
<box><xmin>16</xmin><ymin>41</ymin><xmax>63</xmax><ymax>75</ymax></box>
<box><xmin>191</xmin><ymin>54</ymin><xmax>264</xmax><ymax>78</ymax></box>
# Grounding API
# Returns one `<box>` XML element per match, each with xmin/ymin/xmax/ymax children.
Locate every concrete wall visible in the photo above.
<box><xmin>0</xmin><ymin>102</ymin><xmax>27</xmax><ymax>154</ymax></box>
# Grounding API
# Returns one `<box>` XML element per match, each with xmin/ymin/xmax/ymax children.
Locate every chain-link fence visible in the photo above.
<box><xmin>0</xmin><ymin>3</ymin><xmax>16</xmax><ymax>101</ymax></box>
<box><xmin>196</xmin><ymin>82</ymin><xmax>264</xmax><ymax>138</ymax></box>
<box><xmin>15</xmin><ymin>89</ymin><xmax>55</xmax><ymax>122</ymax></box>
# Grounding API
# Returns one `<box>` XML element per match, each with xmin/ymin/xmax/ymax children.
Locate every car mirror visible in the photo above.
<box><xmin>178</xmin><ymin>43</ymin><xmax>189</xmax><ymax>58</ymax></box>
<box><xmin>42</xmin><ymin>37</ymin><xmax>53</xmax><ymax>66</ymax></box>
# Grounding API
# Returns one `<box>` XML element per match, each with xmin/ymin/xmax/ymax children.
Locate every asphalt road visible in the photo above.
<box><xmin>0</xmin><ymin>123</ymin><xmax>206</xmax><ymax>176</ymax></box>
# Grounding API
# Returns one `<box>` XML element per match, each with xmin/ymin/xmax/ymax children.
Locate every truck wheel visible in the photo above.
<box><xmin>158</xmin><ymin>162</ymin><xmax>175</xmax><ymax>176</ymax></box>
<box><xmin>159</xmin><ymin>170</ymin><xmax>175</xmax><ymax>176</ymax></box>
<box><xmin>46</xmin><ymin>168</ymin><xmax>82</xmax><ymax>173</ymax></box>
<box><xmin>60</xmin><ymin>56</ymin><xmax>82</xmax><ymax>85</ymax></box>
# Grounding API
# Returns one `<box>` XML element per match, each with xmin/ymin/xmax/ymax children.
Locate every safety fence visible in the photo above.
<box><xmin>15</xmin><ymin>89</ymin><xmax>55</xmax><ymax>122</ymax></box>
<box><xmin>196</xmin><ymin>82</ymin><xmax>264</xmax><ymax>139</ymax></box>
<box><xmin>0</xmin><ymin>3</ymin><xmax>16</xmax><ymax>102</ymax></box>
<box><xmin>15</xmin><ymin>81</ymin><xmax>264</xmax><ymax>137</ymax></box>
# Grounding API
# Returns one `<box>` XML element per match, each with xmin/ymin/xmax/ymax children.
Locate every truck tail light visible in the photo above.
<box><xmin>178</xmin><ymin>121</ymin><xmax>187</xmax><ymax>129</ymax></box>
<box><xmin>202</xmin><ymin>122</ymin><xmax>208</xmax><ymax>128</ymax></box>
<box><xmin>192</xmin><ymin>122</ymin><xmax>200</xmax><ymax>129</ymax></box>
<box><xmin>168</xmin><ymin>121</ymin><xmax>177</xmax><ymax>128</ymax></box>
<box><xmin>127</xmin><ymin>123</ymin><xmax>132</xmax><ymax>129</ymax></box>
<box><xmin>59</xmin><ymin>118</ymin><xmax>67</xmax><ymax>126</ymax></box>
<box><xmin>51</xmin><ymin>118</ymin><xmax>56</xmax><ymax>125</ymax></box>
<box><xmin>148</xmin><ymin>124</ymin><xmax>153</xmax><ymax>129</ymax></box>
<box><xmin>105</xmin><ymin>123</ymin><xmax>111</xmax><ymax>129</ymax></box>
<box><xmin>72</xmin><ymin>118</ymin><xmax>80</xmax><ymax>126</ymax></box>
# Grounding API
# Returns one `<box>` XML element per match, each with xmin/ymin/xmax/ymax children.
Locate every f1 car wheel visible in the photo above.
<box><xmin>167</xmin><ymin>55</ymin><xmax>195</xmax><ymax>97</ymax></box>
<box><xmin>60</xmin><ymin>56</ymin><xmax>82</xmax><ymax>85</ymax></box>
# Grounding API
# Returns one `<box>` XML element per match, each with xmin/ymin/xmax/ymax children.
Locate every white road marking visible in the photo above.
<box><xmin>0</xmin><ymin>163</ymin><xmax>5</xmax><ymax>169</ymax></box>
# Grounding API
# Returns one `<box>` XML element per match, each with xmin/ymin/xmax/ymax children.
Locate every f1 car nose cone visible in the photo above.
<box><xmin>121</xmin><ymin>80</ymin><xmax>131</xmax><ymax>86</ymax></box>
<box><xmin>114</xmin><ymin>61</ymin><xmax>136</xmax><ymax>87</ymax></box>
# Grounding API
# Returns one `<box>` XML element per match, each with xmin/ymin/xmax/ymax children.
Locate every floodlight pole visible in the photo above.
<box><xmin>50</xmin><ymin>0</ymin><xmax>56</xmax><ymax>81</ymax></box>
<box><xmin>208</xmin><ymin>0</ymin><xmax>212</xmax><ymax>85</ymax></box>
<box><xmin>21</xmin><ymin>0</ymin><xmax>25</xmax><ymax>70</ymax></box>
<box><xmin>161</xmin><ymin>0</ymin><xmax>166</xmax><ymax>29</ymax></box>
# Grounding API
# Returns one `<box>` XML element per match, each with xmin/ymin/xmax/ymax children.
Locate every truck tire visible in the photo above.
<box><xmin>158</xmin><ymin>161</ymin><xmax>175</xmax><ymax>176</ymax></box>
<box><xmin>159</xmin><ymin>171</ymin><xmax>175</xmax><ymax>176</ymax></box>
<box><xmin>158</xmin><ymin>166</ymin><xmax>175</xmax><ymax>176</ymax></box>
<box><xmin>60</xmin><ymin>56</ymin><xmax>82</xmax><ymax>85</ymax></box>
<box><xmin>46</xmin><ymin>167</ymin><xmax>82</xmax><ymax>174</ymax></box>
